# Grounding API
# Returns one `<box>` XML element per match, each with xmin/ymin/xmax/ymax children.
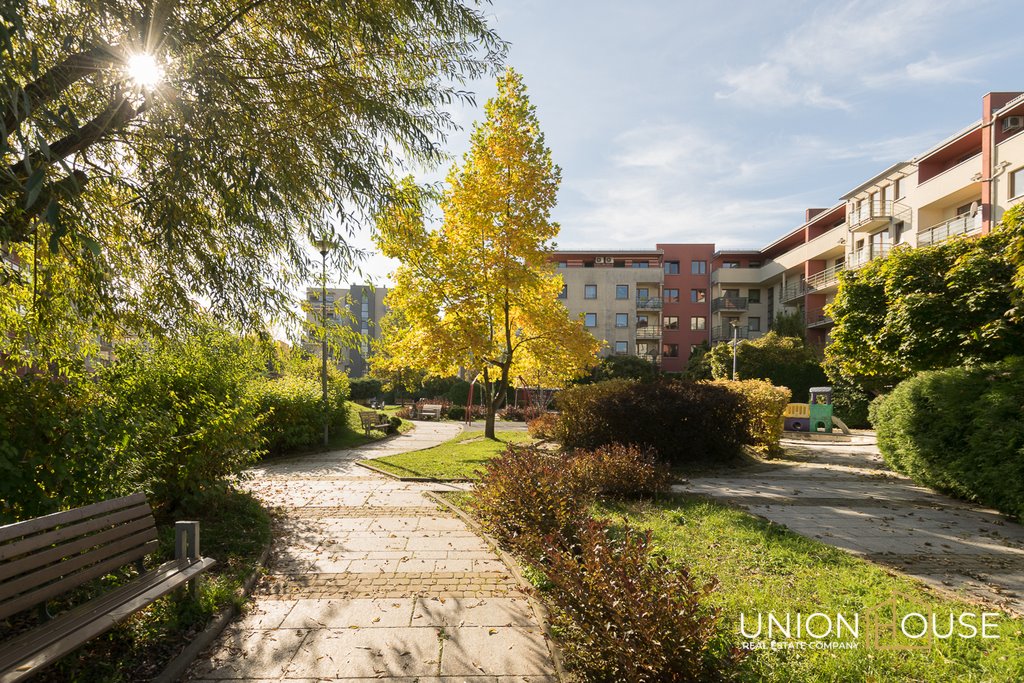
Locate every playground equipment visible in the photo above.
<box><xmin>784</xmin><ymin>386</ymin><xmax>834</xmax><ymax>433</ymax></box>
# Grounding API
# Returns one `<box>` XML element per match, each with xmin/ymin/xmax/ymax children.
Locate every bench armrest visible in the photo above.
<box><xmin>175</xmin><ymin>521</ymin><xmax>201</xmax><ymax>561</ymax></box>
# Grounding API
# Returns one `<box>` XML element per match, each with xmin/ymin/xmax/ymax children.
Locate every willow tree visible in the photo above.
<box><xmin>0</xmin><ymin>0</ymin><xmax>504</xmax><ymax>358</ymax></box>
<box><xmin>374</xmin><ymin>69</ymin><xmax>599</xmax><ymax>439</ymax></box>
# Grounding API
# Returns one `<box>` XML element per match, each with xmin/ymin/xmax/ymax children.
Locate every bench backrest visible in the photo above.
<box><xmin>0</xmin><ymin>493</ymin><xmax>158</xmax><ymax>620</ymax></box>
<box><xmin>421</xmin><ymin>404</ymin><xmax>442</xmax><ymax>413</ymax></box>
<box><xmin>359</xmin><ymin>411</ymin><xmax>382</xmax><ymax>425</ymax></box>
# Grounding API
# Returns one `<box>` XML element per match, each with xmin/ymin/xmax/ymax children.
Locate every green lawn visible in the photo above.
<box><xmin>595</xmin><ymin>495</ymin><xmax>1024</xmax><ymax>683</ymax></box>
<box><xmin>369</xmin><ymin>430</ymin><xmax>532</xmax><ymax>480</ymax></box>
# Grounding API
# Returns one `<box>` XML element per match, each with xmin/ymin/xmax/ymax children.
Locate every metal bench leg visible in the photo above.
<box><xmin>175</xmin><ymin>520</ymin><xmax>201</xmax><ymax>600</ymax></box>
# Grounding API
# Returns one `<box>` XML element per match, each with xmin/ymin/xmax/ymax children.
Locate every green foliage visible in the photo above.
<box><xmin>707</xmin><ymin>331</ymin><xmax>826</xmax><ymax>402</ymax></box>
<box><xmin>542</xmin><ymin>519</ymin><xmax>740</xmax><ymax>682</ymax></box>
<box><xmin>526</xmin><ymin>412</ymin><xmax>558</xmax><ymax>439</ymax></box>
<box><xmin>869</xmin><ymin>357</ymin><xmax>1024</xmax><ymax>519</ymax></box>
<box><xmin>554</xmin><ymin>379</ymin><xmax>747</xmax><ymax>468</ymax></box>
<box><xmin>825</xmin><ymin>213</ymin><xmax>1024</xmax><ymax>395</ymax></box>
<box><xmin>830</xmin><ymin>377</ymin><xmax>872</xmax><ymax>428</ymax></box>
<box><xmin>771</xmin><ymin>310</ymin><xmax>806</xmax><ymax>339</ymax></box>
<box><xmin>683</xmin><ymin>341</ymin><xmax>713</xmax><ymax>381</ymax></box>
<box><xmin>584</xmin><ymin>354</ymin><xmax>660</xmax><ymax>383</ymax></box>
<box><xmin>708</xmin><ymin>379</ymin><xmax>790</xmax><ymax>457</ymax></box>
<box><xmin>567</xmin><ymin>444</ymin><xmax>671</xmax><ymax>499</ymax></box>
<box><xmin>471</xmin><ymin>445</ymin><xmax>594</xmax><ymax>555</ymax></box>
<box><xmin>349</xmin><ymin>377</ymin><xmax>384</xmax><ymax>401</ymax></box>
<box><xmin>1</xmin><ymin>0</ymin><xmax>503</xmax><ymax>331</ymax></box>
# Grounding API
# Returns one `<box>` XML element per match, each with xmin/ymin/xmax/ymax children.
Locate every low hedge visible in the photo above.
<box><xmin>708</xmin><ymin>379</ymin><xmax>790</xmax><ymax>457</ymax></box>
<box><xmin>870</xmin><ymin>357</ymin><xmax>1024</xmax><ymax>519</ymax></box>
<box><xmin>251</xmin><ymin>375</ymin><xmax>349</xmax><ymax>455</ymax></box>
<box><xmin>553</xmin><ymin>379</ymin><xmax>748</xmax><ymax>467</ymax></box>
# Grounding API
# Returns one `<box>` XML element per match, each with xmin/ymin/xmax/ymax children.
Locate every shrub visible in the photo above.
<box><xmin>388</xmin><ymin>416</ymin><xmax>402</xmax><ymax>433</ymax></box>
<box><xmin>498</xmin><ymin>405</ymin><xmax>546</xmax><ymax>422</ymax></box>
<box><xmin>349</xmin><ymin>377</ymin><xmax>383</xmax><ymax>401</ymax></box>
<box><xmin>567</xmin><ymin>444</ymin><xmax>671</xmax><ymax>499</ymax></box>
<box><xmin>527</xmin><ymin>412</ymin><xmax>558</xmax><ymax>439</ymax></box>
<box><xmin>870</xmin><ymin>357</ymin><xmax>1024</xmax><ymax>519</ymax></box>
<box><xmin>251</xmin><ymin>373</ymin><xmax>348</xmax><ymax>456</ymax></box>
<box><xmin>395</xmin><ymin>406</ymin><xmax>415</xmax><ymax>420</ymax></box>
<box><xmin>471</xmin><ymin>445</ymin><xmax>594</xmax><ymax>555</ymax></box>
<box><xmin>709</xmin><ymin>379</ymin><xmax>790</xmax><ymax>457</ymax></box>
<box><xmin>553</xmin><ymin>379</ymin><xmax>747</xmax><ymax>467</ymax></box>
<box><xmin>542</xmin><ymin>519</ymin><xmax>741</xmax><ymax>682</ymax></box>
<box><xmin>708</xmin><ymin>332</ymin><xmax>825</xmax><ymax>402</ymax></box>
<box><xmin>831</xmin><ymin>378</ymin><xmax>872</xmax><ymax>428</ymax></box>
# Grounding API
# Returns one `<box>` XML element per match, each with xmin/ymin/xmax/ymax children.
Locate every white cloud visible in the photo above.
<box><xmin>862</xmin><ymin>52</ymin><xmax>987</xmax><ymax>88</ymax></box>
<box><xmin>716</xmin><ymin>0</ymin><xmax>983</xmax><ymax>109</ymax></box>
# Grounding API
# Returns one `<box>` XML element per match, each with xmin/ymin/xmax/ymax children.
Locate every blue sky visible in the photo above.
<box><xmin>343</xmin><ymin>0</ymin><xmax>1023</xmax><ymax>286</ymax></box>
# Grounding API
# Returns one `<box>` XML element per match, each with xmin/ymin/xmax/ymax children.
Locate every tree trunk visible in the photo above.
<box><xmin>484</xmin><ymin>403</ymin><xmax>497</xmax><ymax>440</ymax></box>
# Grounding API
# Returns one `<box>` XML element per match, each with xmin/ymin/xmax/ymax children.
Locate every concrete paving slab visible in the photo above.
<box><xmin>284</xmin><ymin>627</ymin><xmax>440</xmax><ymax>678</ymax></box>
<box><xmin>440</xmin><ymin>627</ymin><xmax>553</xmax><ymax>676</ymax></box>
<box><xmin>413</xmin><ymin>597</ymin><xmax>536</xmax><ymax>627</ymax></box>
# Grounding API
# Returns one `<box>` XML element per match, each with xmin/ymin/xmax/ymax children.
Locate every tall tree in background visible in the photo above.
<box><xmin>374</xmin><ymin>69</ymin><xmax>599</xmax><ymax>439</ymax></box>
<box><xmin>0</xmin><ymin>0</ymin><xmax>503</xmax><ymax>355</ymax></box>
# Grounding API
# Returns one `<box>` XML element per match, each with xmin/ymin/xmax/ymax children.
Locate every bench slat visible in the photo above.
<box><xmin>0</xmin><ymin>539</ymin><xmax>157</xmax><ymax>621</ymax></box>
<box><xmin>0</xmin><ymin>516</ymin><xmax>155</xmax><ymax>584</ymax></box>
<box><xmin>0</xmin><ymin>558</ymin><xmax>214</xmax><ymax>681</ymax></box>
<box><xmin>0</xmin><ymin>503</ymin><xmax>153</xmax><ymax>562</ymax></box>
<box><xmin>0</xmin><ymin>494</ymin><xmax>147</xmax><ymax>544</ymax></box>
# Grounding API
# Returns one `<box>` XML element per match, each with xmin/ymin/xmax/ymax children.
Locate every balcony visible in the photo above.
<box><xmin>711</xmin><ymin>325</ymin><xmax>750</xmax><ymax>343</ymax></box>
<box><xmin>805</xmin><ymin>262</ymin><xmax>845</xmax><ymax>292</ymax></box>
<box><xmin>806</xmin><ymin>307</ymin><xmax>834</xmax><ymax>328</ymax></box>
<box><xmin>636</xmin><ymin>296</ymin><xmax>663</xmax><ymax>310</ymax></box>
<box><xmin>917</xmin><ymin>212</ymin><xmax>982</xmax><ymax>247</ymax></box>
<box><xmin>635</xmin><ymin>325</ymin><xmax>662</xmax><ymax>339</ymax></box>
<box><xmin>848</xmin><ymin>200</ymin><xmax>894</xmax><ymax>232</ymax></box>
<box><xmin>637</xmin><ymin>352</ymin><xmax>661</xmax><ymax>365</ymax></box>
<box><xmin>849</xmin><ymin>244</ymin><xmax>892</xmax><ymax>269</ymax></box>
<box><xmin>780</xmin><ymin>280</ymin><xmax>806</xmax><ymax>304</ymax></box>
<box><xmin>711</xmin><ymin>296</ymin><xmax>748</xmax><ymax>313</ymax></box>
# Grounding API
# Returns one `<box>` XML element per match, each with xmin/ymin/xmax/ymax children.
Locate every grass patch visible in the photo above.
<box><xmin>370</xmin><ymin>430</ymin><xmax>532</xmax><ymax>480</ymax></box>
<box><xmin>595</xmin><ymin>494</ymin><xmax>1024</xmax><ymax>682</ymax></box>
<box><xmin>37</xmin><ymin>488</ymin><xmax>271</xmax><ymax>682</ymax></box>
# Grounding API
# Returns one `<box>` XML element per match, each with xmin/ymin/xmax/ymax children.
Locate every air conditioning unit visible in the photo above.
<box><xmin>1002</xmin><ymin>116</ymin><xmax>1024</xmax><ymax>133</ymax></box>
<box><xmin>595</xmin><ymin>256</ymin><xmax>605</xmax><ymax>264</ymax></box>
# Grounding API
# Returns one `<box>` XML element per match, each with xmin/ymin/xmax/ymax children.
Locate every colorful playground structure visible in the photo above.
<box><xmin>783</xmin><ymin>387</ymin><xmax>840</xmax><ymax>433</ymax></box>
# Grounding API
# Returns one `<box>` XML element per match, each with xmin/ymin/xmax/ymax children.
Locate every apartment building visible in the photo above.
<box><xmin>656</xmin><ymin>244</ymin><xmax>714</xmax><ymax>372</ymax></box>
<box><xmin>304</xmin><ymin>284</ymin><xmax>387</xmax><ymax>377</ymax></box>
<box><xmin>552</xmin><ymin>250</ymin><xmax>666</xmax><ymax>364</ymax></box>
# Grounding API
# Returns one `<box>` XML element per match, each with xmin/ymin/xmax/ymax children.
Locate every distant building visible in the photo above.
<box><xmin>304</xmin><ymin>285</ymin><xmax>387</xmax><ymax>377</ymax></box>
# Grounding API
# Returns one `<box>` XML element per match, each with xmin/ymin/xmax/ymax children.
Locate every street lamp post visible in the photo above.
<box><xmin>731</xmin><ymin>320</ymin><xmax>738</xmax><ymax>380</ymax></box>
<box><xmin>314</xmin><ymin>239</ymin><xmax>332</xmax><ymax>447</ymax></box>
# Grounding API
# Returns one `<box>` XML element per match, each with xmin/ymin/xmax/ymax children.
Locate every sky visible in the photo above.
<box><xmin>336</xmin><ymin>0</ymin><xmax>1024</xmax><ymax>288</ymax></box>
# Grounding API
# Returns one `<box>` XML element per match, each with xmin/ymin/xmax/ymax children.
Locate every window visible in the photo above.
<box><xmin>690</xmin><ymin>316</ymin><xmax>706</xmax><ymax>331</ymax></box>
<box><xmin>748</xmin><ymin>261</ymin><xmax>761</xmax><ymax>268</ymax></box>
<box><xmin>584</xmin><ymin>313</ymin><xmax>597</xmax><ymax>328</ymax></box>
<box><xmin>749</xmin><ymin>317</ymin><xmax>761</xmax><ymax>332</ymax></box>
<box><xmin>894</xmin><ymin>177</ymin><xmax>903</xmax><ymax>199</ymax></box>
<box><xmin>664</xmin><ymin>260</ymin><xmax>680</xmax><ymax>275</ymax></box>
<box><xmin>616</xmin><ymin>284</ymin><xmax>629</xmax><ymax>299</ymax></box>
<box><xmin>584</xmin><ymin>284</ymin><xmax>597</xmax><ymax>299</ymax></box>
<box><xmin>723</xmin><ymin>261</ymin><xmax>740</xmax><ymax>269</ymax></box>
<box><xmin>637</xmin><ymin>314</ymin><xmax>649</xmax><ymax>327</ymax></box>
<box><xmin>879</xmin><ymin>185</ymin><xmax>887</xmax><ymax>205</ymax></box>
<box><xmin>691</xmin><ymin>260</ymin><xmax>707</xmax><ymax>275</ymax></box>
<box><xmin>956</xmin><ymin>202</ymin><xmax>972</xmax><ymax>216</ymax></box>
<box><xmin>557</xmin><ymin>261</ymin><xmax>567</xmax><ymax>269</ymax></box>
<box><xmin>690</xmin><ymin>344</ymin><xmax>702</xmax><ymax>354</ymax></box>
<box><xmin>637</xmin><ymin>287</ymin><xmax>649</xmax><ymax>301</ymax></box>
<box><xmin>664</xmin><ymin>288</ymin><xmax>680</xmax><ymax>302</ymax></box>
<box><xmin>584</xmin><ymin>261</ymin><xmax>595</xmax><ymax>268</ymax></box>
<box><xmin>748</xmin><ymin>288</ymin><xmax>761</xmax><ymax>304</ymax></box>
<box><xmin>690</xmin><ymin>289</ymin><xmax>706</xmax><ymax>303</ymax></box>
<box><xmin>615</xmin><ymin>341</ymin><xmax>628</xmax><ymax>354</ymax></box>
<box><xmin>664</xmin><ymin>315</ymin><xmax>679</xmax><ymax>330</ymax></box>
<box><xmin>558</xmin><ymin>284</ymin><xmax>567</xmax><ymax>299</ymax></box>
<box><xmin>632</xmin><ymin>261</ymin><xmax>650</xmax><ymax>268</ymax></box>
<box><xmin>662</xmin><ymin>343</ymin><xmax>679</xmax><ymax>358</ymax></box>
<box><xmin>614</xmin><ymin>260</ymin><xmax>625</xmax><ymax>268</ymax></box>
<box><xmin>615</xmin><ymin>313</ymin><xmax>628</xmax><ymax>328</ymax></box>
<box><xmin>1012</xmin><ymin>167</ymin><xmax>1024</xmax><ymax>199</ymax></box>
<box><xmin>894</xmin><ymin>220</ymin><xmax>905</xmax><ymax>243</ymax></box>
<box><xmin>723</xmin><ymin>288</ymin><xmax>739</xmax><ymax>298</ymax></box>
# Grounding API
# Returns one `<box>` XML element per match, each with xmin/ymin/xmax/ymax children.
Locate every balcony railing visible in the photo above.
<box><xmin>711</xmin><ymin>325</ymin><xmax>751</xmax><ymax>343</ymax></box>
<box><xmin>848</xmin><ymin>199</ymin><xmax>894</xmax><ymax>231</ymax></box>
<box><xmin>849</xmin><ymin>244</ymin><xmax>892</xmax><ymax>269</ymax></box>
<box><xmin>917</xmin><ymin>212</ymin><xmax>982</xmax><ymax>247</ymax></box>
<box><xmin>636</xmin><ymin>297</ymin><xmax>663</xmax><ymax>310</ymax></box>
<box><xmin>635</xmin><ymin>325</ymin><xmax>662</xmax><ymax>338</ymax></box>
<box><xmin>710</xmin><ymin>296</ymin><xmax>748</xmax><ymax>313</ymax></box>
<box><xmin>805</xmin><ymin>262</ymin><xmax>846</xmax><ymax>291</ymax></box>
<box><xmin>637</xmin><ymin>352</ymin><xmax>661</xmax><ymax>364</ymax></box>
<box><xmin>806</xmin><ymin>307</ymin><xmax>834</xmax><ymax>328</ymax></box>
<box><xmin>780</xmin><ymin>281</ymin><xmax>805</xmax><ymax>304</ymax></box>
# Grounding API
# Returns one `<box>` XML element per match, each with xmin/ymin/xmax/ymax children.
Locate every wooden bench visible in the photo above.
<box><xmin>0</xmin><ymin>493</ymin><xmax>215</xmax><ymax>681</ymax></box>
<box><xmin>418</xmin><ymin>404</ymin><xmax>443</xmax><ymax>420</ymax></box>
<box><xmin>359</xmin><ymin>410</ymin><xmax>391</xmax><ymax>435</ymax></box>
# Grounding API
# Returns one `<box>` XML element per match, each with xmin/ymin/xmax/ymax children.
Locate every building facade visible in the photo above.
<box><xmin>304</xmin><ymin>284</ymin><xmax>387</xmax><ymax>377</ymax></box>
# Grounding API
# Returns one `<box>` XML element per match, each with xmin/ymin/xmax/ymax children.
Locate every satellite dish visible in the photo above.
<box><xmin>970</xmin><ymin>201</ymin><xmax>979</xmax><ymax>217</ymax></box>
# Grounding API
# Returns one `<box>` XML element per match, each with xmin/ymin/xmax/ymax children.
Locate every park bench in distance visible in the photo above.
<box><xmin>0</xmin><ymin>493</ymin><xmax>215</xmax><ymax>681</ymax></box>
<box><xmin>418</xmin><ymin>404</ymin><xmax>442</xmax><ymax>420</ymax></box>
<box><xmin>359</xmin><ymin>410</ymin><xmax>391</xmax><ymax>435</ymax></box>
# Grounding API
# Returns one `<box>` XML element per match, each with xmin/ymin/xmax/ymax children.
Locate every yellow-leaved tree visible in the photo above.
<box><xmin>373</xmin><ymin>68</ymin><xmax>600</xmax><ymax>439</ymax></box>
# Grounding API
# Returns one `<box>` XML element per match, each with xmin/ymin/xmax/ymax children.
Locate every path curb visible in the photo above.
<box><xmin>425</xmin><ymin>490</ymin><xmax>571</xmax><ymax>683</ymax></box>
<box><xmin>153</xmin><ymin>541</ymin><xmax>272</xmax><ymax>683</ymax></box>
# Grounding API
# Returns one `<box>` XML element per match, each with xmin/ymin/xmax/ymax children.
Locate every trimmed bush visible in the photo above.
<box><xmin>870</xmin><ymin>357</ymin><xmax>1024</xmax><ymax>519</ymax></box>
<box><xmin>708</xmin><ymin>332</ymin><xmax>826</xmax><ymax>402</ymax></box>
<box><xmin>471</xmin><ymin>445</ymin><xmax>593</xmax><ymax>555</ymax></box>
<box><xmin>251</xmin><ymin>373</ymin><xmax>349</xmax><ymax>455</ymax></box>
<box><xmin>542</xmin><ymin>519</ymin><xmax>741</xmax><ymax>682</ymax></box>
<box><xmin>553</xmin><ymin>379</ymin><xmax>747</xmax><ymax>467</ymax></box>
<box><xmin>709</xmin><ymin>379</ymin><xmax>790</xmax><ymax>457</ymax></box>
<box><xmin>349</xmin><ymin>377</ymin><xmax>383</xmax><ymax>401</ymax></box>
<box><xmin>498</xmin><ymin>405</ymin><xmax>545</xmax><ymax>422</ymax></box>
<box><xmin>526</xmin><ymin>412</ymin><xmax>558</xmax><ymax>439</ymax></box>
<box><xmin>567</xmin><ymin>444</ymin><xmax>671</xmax><ymax>499</ymax></box>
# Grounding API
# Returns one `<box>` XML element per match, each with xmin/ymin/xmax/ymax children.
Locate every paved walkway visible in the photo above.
<box><xmin>677</xmin><ymin>434</ymin><xmax>1024</xmax><ymax>615</ymax></box>
<box><xmin>188</xmin><ymin>421</ymin><xmax>559</xmax><ymax>682</ymax></box>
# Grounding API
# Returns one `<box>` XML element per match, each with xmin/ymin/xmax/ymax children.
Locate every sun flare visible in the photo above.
<box><xmin>126</xmin><ymin>53</ymin><xmax>163</xmax><ymax>89</ymax></box>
